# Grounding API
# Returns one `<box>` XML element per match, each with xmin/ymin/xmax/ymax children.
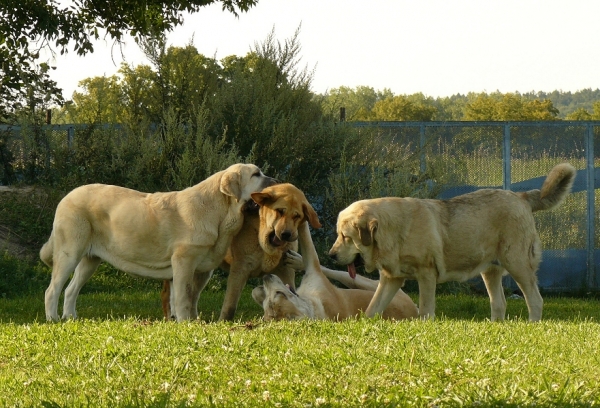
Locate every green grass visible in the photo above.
<box><xmin>1</xmin><ymin>281</ymin><xmax>600</xmax><ymax>407</ymax></box>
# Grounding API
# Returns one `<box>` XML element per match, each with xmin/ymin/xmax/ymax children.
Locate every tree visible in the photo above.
<box><xmin>0</xmin><ymin>0</ymin><xmax>257</xmax><ymax>124</ymax></box>
<box><xmin>321</xmin><ymin>86</ymin><xmax>392</xmax><ymax>121</ymax></box>
<box><xmin>66</xmin><ymin>75</ymin><xmax>125</xmax><ymax>123</ymax></box>
<box><xmin>464</xmin><ymin>93</ymin><xmax>559</xmax><ymax>121</ymax></box>
<box><xmin>56</xmin><ymin>40</ymin><xmax>224</xmax><ymax>126</ymax></box>
<box><xmin>565</xmin><ymin>102</ymin><xmax>600</xmax><ymax>120</ymax></box>
<box><xmin>370</xmin><ymin>94</ymin><xmax>437</xmax><ymax>121</ymax></box>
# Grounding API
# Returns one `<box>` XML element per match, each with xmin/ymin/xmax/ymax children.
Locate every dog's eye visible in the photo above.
<box><xmin>276</xmin><ymin>209</ymin><xmax>285</xmax><ymax>216</ymax></box>
<box><xmin>275</xmin><ymin>291</ymin><xmax>287</xmax><ymax>298</ymax></box>
<box><xmin>293</xmin><ymin>213</ymin><xmax>301</xmax><ymax>221</ymax></box>
<box><xmin>252</xmin><ymin>171</ymin><xmax>261</xmax><ymax>178</ymax></box>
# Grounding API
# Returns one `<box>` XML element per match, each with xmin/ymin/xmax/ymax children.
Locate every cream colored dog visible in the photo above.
<box><xmin>161</xmin><ymin>183</ymin><xmax>322</xmax><ymax>321</ymax></box>
<box><xmin>252</xmin><ymin>222</ymin><xmax>419</xmax><ymax>321</ymax></box>
<box><xmin>41</xmin><ymin>163</ymin><xmax>276</xmax><ymax>322</ymax></box>
<box><xmin>328</xmin><ymin>163</ymin><xmax>576</xmax><ymax>322</ymax></box>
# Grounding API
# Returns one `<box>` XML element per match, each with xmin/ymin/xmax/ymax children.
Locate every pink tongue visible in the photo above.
<box><xmin>347</xmin><ymin>262</ymin><xmax>357</xmax><ymax>279</ymax></box>
<box><xmin>272</xmin><ymin>235</ymin><xmax>284</xmax><ymax>246</ymax></box>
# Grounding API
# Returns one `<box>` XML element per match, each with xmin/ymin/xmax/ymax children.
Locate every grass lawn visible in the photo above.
<box><xmin>1</xmin><ymin>279</ymin><xmax>600</xmax><ymax>407</ymax></box>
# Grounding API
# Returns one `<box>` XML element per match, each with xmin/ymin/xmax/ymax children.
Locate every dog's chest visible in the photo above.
<box><xmin>261</xmin><ymin>253</ymin><xmax>282</xmax><ymax>272</ymax></box>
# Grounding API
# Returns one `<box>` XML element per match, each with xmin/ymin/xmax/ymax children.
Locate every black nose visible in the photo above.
<box><xmin>329</xmin><ymin>253</ymin><xmax>337</xmax><ymax>261</ymax></box>
<box><xmin>281</xmin><ymin>231</ymin><xmax>292</xmax><ymax>241</ymax></box>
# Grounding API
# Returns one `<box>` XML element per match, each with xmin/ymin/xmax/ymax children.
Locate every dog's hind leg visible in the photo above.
<box><xmin>161</xmin><ymin>280</ymin><xmax>172</xmax><ymax>320</ymax></box>
<box><xmin>219</xmin><ymin>267</ymin><xmax>251</xmax><ymax>321</ymax></box>
<box><xmin>45</xmin><ymin>251</ymin><xmax>83</xmax><ymax>321</ymax></box>
<box><xmin>506</xmin><ymin>265</ymin><xmax>543</xmax><ymax>322</ymax></box>
<box><xmin>511</xmin><ymin>273</ymin><xmax>543</xmax><ymax>322</ymax></box>
<box><xmin>62</xmin><ymin>256</ymin><xmax>102</xmax><ymax>319</ymax></box>
<box><xmin>503</xmin><ymin>242</ymin><xmax>543</xmax><ymax>322</ymax></box>
<box><xmin>481</xmin><ymin>265</ymin><xmax>507</xmax><ymax>321</ymax></box>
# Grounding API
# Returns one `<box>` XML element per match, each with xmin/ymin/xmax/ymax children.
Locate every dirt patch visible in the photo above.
<box><xmin>0</xmin><ymin>185</ymin><xmax>44</xmax><ymax>260</ymax></box>
<box><xmin>0</xmin><ymin>185</ymin><xmax>35</xmax><ymax>194</ymax></box>
<box><xmin>0</xmin><ymin>226</ymin><xmax>36</xmax><ymax>260</ymax></box>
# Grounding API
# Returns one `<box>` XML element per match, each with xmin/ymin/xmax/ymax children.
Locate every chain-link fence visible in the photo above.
<box><xmin>354</xmin><ymin>121</ymin><xmax>600</xmax><ymax>292</ymax></box>
<box><xmin>2</xmin><ymin>121</ymin><xmax>599</xmax><ymax>292</ymax></box>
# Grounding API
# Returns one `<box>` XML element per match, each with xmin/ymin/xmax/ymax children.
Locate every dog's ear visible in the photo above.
<box><xmin>251</xmin><ymin>286</ymin><xmax>266</xmax><ymax>305</ymax></box>
<box><xmin>302</xmin><ymin>201</ymin><xmax>322</xmax><ymax>229</ymax></box>
<box><xmin>220</xmin><ymin>169</ymin><xmax>242</xmax><ymax>201</ymax></box>
<box><xmin>358</xmin><ymin>218</ymin><xmax>378</xmax><ymax>246</ymax></box>
<box><xmin>251</xmin><ymin>190</ymin><xmax>276</xmax><ymax>207</ymax></box>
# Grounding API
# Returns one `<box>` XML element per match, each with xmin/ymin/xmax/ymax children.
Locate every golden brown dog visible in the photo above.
<box><xmin>161</xmin><ymin>183</ymin><xmax>322</xmax><ymax>321</ymax></box>
<box><xmin>252</xmin><ymin>222</ymin><xmax>419</xmax><ymax>321</ymax></box>
<box><xmin>328</xmin><ymin>163</ymin><xmax>576</xmax><ymax>322</ymax></box>
<box><xmin>41</xmin><ymin>163</ymin><xmax>276</xmax><ymax>322</ymax></box>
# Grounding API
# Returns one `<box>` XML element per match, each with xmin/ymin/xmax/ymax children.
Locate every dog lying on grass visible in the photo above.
<box><xmin>162</xmin><ymin>183</ymin><xmax>322</xmax><ymax>320</ymax></box>
<box><xmin>328</xmin><ymin>163</ymin><xmax>576</xmax><ymax>322</ymax></box>
<box><xmin>252</xmin><ymin>221</ymin><xmax>418</xmax><ymax>321</ymax></box>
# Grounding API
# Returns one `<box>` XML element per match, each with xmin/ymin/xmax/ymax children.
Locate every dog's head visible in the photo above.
<box><xmin>328</xmin><ymin>201</ymin><xmax>378</xmax><ymax>278</ymax></box>
<box><xmin>251</xmin><ymin>274</ymin><xmax>306</xmax><ymax>321</ymax></box>
<box><xmin>251</xmin><ymin>183</ymin><xmax>321</xmax><ymax>255</ymax></box>
<box><xmin>219</xmin><ymin>163</ymin><xmax>277</xmax><ymax>204</ymax></box>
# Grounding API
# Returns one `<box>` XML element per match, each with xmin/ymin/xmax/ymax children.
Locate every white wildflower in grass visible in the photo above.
<box><xmin>262</xmin><ymin>390</ymin><xmax>270</xmax><ymax>401</ymax></box>
<box><xmin>316</xmin><ymin>397</ymin><xmax>326</xmax><ymax>405</ymax></box>
<box><xmin>245</xmin><ymin>380</ymin><xmax>251</xmax><ymax>388</ymax></box>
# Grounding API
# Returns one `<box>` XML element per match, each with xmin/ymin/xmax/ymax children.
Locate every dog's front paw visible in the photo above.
<box><xmin>284</xmin><ymin>250</ymin><xmax>304</xmax><ymax>270</ymax></box>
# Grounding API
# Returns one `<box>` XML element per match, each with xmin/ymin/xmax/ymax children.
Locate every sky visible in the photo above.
<box><xmin>45</xmin><ymin>0</ymin><xmax>600</xmax><ymax>100</ymax></box>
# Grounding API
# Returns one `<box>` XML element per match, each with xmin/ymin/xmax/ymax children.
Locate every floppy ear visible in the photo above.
<box><xmin>220</xmin><ymin>169</ymin><xmax>241</xmax><ymax>201</ymax></box>
<box><xmin>302</xmin><ymin>202</ymin><xmax>322</xmax><ymax>229</ymax></box>
<box><xmin>251</xmin><ymin>286</ymin><xmax>266</xmax><ymax>305</ymax></box>
<box><xmin>251</xmin><ymin>190</ymin><xmax>276</xmax><ymax>207</ymax></box>
<box><xmin>358</xmin><ymin>218</ymin><xmax>378</xmax><ymax>246</ymax></box>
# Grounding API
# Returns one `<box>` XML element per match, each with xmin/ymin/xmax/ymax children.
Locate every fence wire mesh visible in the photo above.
<box><xmin>1</xmin><ymin>122</ymin><xmax>599</xmax><ymax>292</ymax></box>
<box><xmin>355</xmin><ymin>121</ymin><xmax>600</xmax><ymax>292</ymax></box>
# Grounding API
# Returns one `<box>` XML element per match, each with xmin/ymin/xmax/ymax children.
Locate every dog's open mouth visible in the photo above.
<box><xmin>269</xmin><ymin>231</ymin><xmax>285</xmax><ymax>247</ymax></box>
<box><xmin>243</xmin><ymin>199</ymin><xmax>260</xmax><ymax>214</ymax></box>
<box><xmin>347</xmin><ymin>254</ymin><xmax>365</xmax><ymax>279</ymax></box>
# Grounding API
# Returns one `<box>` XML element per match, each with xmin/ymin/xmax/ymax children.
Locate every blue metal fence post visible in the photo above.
<box><xmin>67</xmin><ymin>126</ymin><xmax>74</xmax><ymax>149</ymax></box>
<box><xmin>503</xmin><ymin>124</ymin><xmax>511</xmax><ymax>190</ymax></box>
<box><xmin>420</xmin><ymin>123</ymin><xmax>426</xmax><ymax>174</ymax></box>
<box><xmin>586</xmin><ymin>124</ymin><xmax>596</xmax><ymax>289</ymax></box>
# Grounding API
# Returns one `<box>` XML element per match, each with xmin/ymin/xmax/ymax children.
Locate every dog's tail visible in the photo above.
<box><xmin>518</xmin><ymin>163</ymin><xmax>576</xmax><ymax>212</ymax></box>
<box><xmin>40</xmin><ymin>234</ymin><xmax>54</xmax><ymax>268</ymax></box>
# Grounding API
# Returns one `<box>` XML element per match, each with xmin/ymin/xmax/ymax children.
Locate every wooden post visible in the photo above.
<box><xmin>45</xmin><ymin>109</ymin><xmax>52</xmax><ymax>124</ymax></box>
<box><xmin>340</xmin><ymin>107</ymin><xmax>346</xmax><ymax>122</ymax></box>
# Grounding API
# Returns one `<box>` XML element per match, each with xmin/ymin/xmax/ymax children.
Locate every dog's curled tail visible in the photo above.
<box><xmin>40</xmin><ymin>234</ymin><xmax>54</xmax><ymax>268</ymax></box>
<box><xmin>519</xmin><ymin>163</ymin><xmax>576</xmax><ymax>212</ymax></box>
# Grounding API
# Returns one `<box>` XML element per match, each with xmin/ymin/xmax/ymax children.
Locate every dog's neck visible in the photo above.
<box><xmin>293</xmin><ymin>288</ymin><xmax>327</xmax><ymax>319</ymax></box>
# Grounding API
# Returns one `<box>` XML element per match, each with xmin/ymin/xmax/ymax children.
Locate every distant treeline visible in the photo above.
<box><xmin>320</xmin><ymin>87</ymin><xmax>600</xmax><ymax>122</ymax></box>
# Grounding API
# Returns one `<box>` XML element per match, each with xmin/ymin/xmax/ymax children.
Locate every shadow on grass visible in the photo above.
<box><xmin>0</xmin><ymin>285</ymin><xmax>266</xmax><ymax>325</ymax></box>
<box><xmin>2</xmin><ymin>287</ymin><xmax>600</xmax><ymax>325</ymax></box>
<box><xmin>433</xmin><ymin>293</ymin><xmax>600</xmax><ymax>322</ymax></box>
